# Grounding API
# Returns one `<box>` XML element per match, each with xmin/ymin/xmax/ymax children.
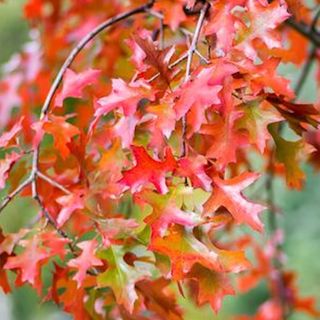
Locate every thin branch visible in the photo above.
<box><xmin>147</xmin><ymin>52</ymin><xmax>188</xmax><ymax>82</ymax></box>
<box><xmin>147</xmin><ymin>9</ymin><xmax>165</xmax><ymax>49</ymax></box>
<box><xmin>159</xmin><ymin>17</ymin><xmax>165</xmax><ymax>50</ymax></box>
<box><xmin>286</xmin><ymin>17</ymin><xmax>320</xmax><ymax>47</ymax></box>
<box><xmin>294</xmin><ymin>46</ymin><xmax>317</xmax><ymax>98</ymax></box>
<box><xmin>195</xmin><ymin>49</ymin><xmax>210</xmax><ymax>64</ymax></box>
<box><xmin>34</xmin><ymin>194</ymin><xmax>69</xmax><ymax>239</ymax></box>
<box><xmin>181</xmin><ymin>2</ymin><xmax>210</xmax><ymax>158</ymax></box>
<box><xmin>0</xmin><ymin>177</ymin><xmax>33</xmax><ymax>213</ymax></box>
<box><xmin>37</xmin><ymin>171</ymin><xmax>72</xmax><ymax>195</ymax></box>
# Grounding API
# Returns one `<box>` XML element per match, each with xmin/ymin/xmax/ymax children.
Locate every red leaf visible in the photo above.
<box><xmin>4</xmin><ymin>237</ymin><xmax>48</xmax><ymax>287</ymax></box>
<box><xmin>56</xmin><ymin>191</ymin><xmax>85</xmax><ymax>227</ymax></box>
<box><xmin>96</xmin><ymin>79</ymin><xmax>154</xmax><ymax>119</ymax></box>
<box><xmin>119</xmin><ymin>146</ymin><xmax>176</xmax><ymax>194</ymax></box>
<box><xmin>176</xmin><ymin>155</ymin><xmax>212</xmax><ymax>192</ymax></box>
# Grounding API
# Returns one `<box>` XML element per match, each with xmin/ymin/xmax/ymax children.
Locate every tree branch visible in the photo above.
<box><xmin>181</xmin><ymin>2</ymin><xmax>210</xmax><ymax>159</ymax></box>
<box><xmin>0</xmin><ymin>176</ymin><xmax>33</xmax><ymax>213</ymax></box>
<box><xmin>37</xmin><ymin>171</ymin><xmax>72</xmax><ymax>195</ymax></box>
<box><xmin>286</xmin><ymin>17</ymin><xmax>320</xmax><ymax>48</ymax></box>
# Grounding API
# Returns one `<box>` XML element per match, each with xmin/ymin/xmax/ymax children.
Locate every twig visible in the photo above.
<box><xmin>294</xmin><ymin>46</ymin><xmax>317</xmax><ymax>98</ymax></box>
<box><xmin>147</xmin><ymin>52</ymin><xmax>188</xmax><ymax>82</ymax></box>
<box><xmin>37</xmin><ymin>171</ymin><xmax>72</xmax><ymax>195</ymax></box>
<box><xmin>286</xmin><ymin>18</ymin><xmax>320</xmax><ymax>48</ymax></box>
<box><xmin>147</xmin><ymin>9</ymin><xmax>165</xmax><ymax>49</ymax></box>
<box><xmin>181</xmin><ymin>2</ymin><xmax>210</xmax><ymax>158</ymax></box>
<box><xmin>0</xmin><ymin>176</ymin><xmax>33</xmax><ymax>212</ymax></box>
<box><xmin>34</xmin><ymin>194</ymin><xmax>69</xmax><ymax>239</ymax></box>
<box><xmin>195</xmin><ymin>49</ymin><xmax>209</xmax><ymax>64</ymax></box>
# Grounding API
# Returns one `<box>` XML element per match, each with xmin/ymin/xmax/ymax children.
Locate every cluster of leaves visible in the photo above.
<box><xmin>1</xmin><ymin>0</ymin><xmax>320</xmax><ymax>319</ymax></box>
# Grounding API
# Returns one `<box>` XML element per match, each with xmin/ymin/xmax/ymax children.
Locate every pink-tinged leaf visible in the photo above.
<box><xmin>205</xmin><ymin>0</ymin><xmax>244</xmax><ymax>55</ymax></box>
<box><xmin>204</xmin><ymin>172</ymin><xmax>266</xmax><ymax>232</ymax></box>
<box><xmin>0</xmin><ymin>229</ymin><xmax>29</xmax><ymax>255</ymax></box>
<box><xmin>236</xmin><ymin>0</ymin><xmax>290</xmax><ymax>60</ymax></box>
<box><xmin>4</xmin><ymin>237</ymin><xmax>48</xmax><ymax>287</ymax></box>
<box><xmin>126</xmin><ymin>30</ymin><xmax>150</xmax><ymax>73</ymax></box>
<box><xmin>0</xmin><ymin>152</ymin><xmax>22</xmax><ymax>189</ymax></box>
<box><xmin>56</xmin><ymin>191</ymin><xmax>85</xmax><ymax>227</ymax></box>
<box><xmin>176</xmin><ymin>155</ymin><xmax>212</xmax><ymax>192</ymax></box>
<box><xmin>0</xmin><ymin>117</ymin><xmax>24</xmax><ymax>148</ymax></box>
<box><xmin>119</xmin><ymin>146</ymin><xmax>177</xmax><ymax>194</ymax></box>
<box><xmin>97</xmin><ymin>218</ymin><xmax>139</xmax><ymax>247</ymax></box>
<box><xmin>55</xmin><ymin>68</ymin><xmax>101</xmax><ymax>106</ymax></box>
<box><xmin>68</xmin><ymin>240</ymin><xmax>103</xmax><ymax>288</ymax></box>
<box><xmin>174</xmin><ymin>66</ymin><xmax>223</xmax><ymax>120</ymax></box>
<box><xmin>96</xmin><ymin>78</ymin><xmax>154</xmax><ymax>119</ymax></box>
<box><xmin>137</xmin><ymin>190</ymin><xmax>203</xmax><ymax>238</ymax></box>
<box><xmin>41</xmin><ymin>231</ymin><xmax>70</xmax><ymax>260</ymax></box>
<box><xmin>112</xmin><ymin>115</ymin><xmax>139</xmax><ymax>149</ymax></box>
<box><xmin>31</xmin><ymin>120</ymin><xmax>45</xmax><ymax>149</ymax></box>
<box><xmin>175</xmin><ymin>61</ymin><xmax>238</xmax><ymax>135</ymax></box>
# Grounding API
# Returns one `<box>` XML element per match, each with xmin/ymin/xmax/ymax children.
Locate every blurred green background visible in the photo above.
<box><xmin>0</xmin><ymin>1</ymin><xmax>319</xmax><ymax>319</ymax></box>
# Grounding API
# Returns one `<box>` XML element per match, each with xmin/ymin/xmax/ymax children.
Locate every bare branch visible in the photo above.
<box><xmin>0</xmin><ymin>177</ymin><xmax>33</xmax><ymax>213</ymax></box>
<box><xmin>37</xmin><ymin>171</ymin><xmax>72</xmax><ymax>195</ymax></box>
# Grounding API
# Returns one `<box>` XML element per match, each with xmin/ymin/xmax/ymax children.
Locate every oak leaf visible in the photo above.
<box><xmin>120</xmin><ymin>146</ymin><xmax>176</xmax><ymax>194</ymax></box>
<box><xmin>149</xmin><ymin>225</ymin><xmax>249</xmax><ymax>280</ymax></box>
<box><xmin>204</xmin><ymin>172</ymin><xmax>266</xmax><ymax>232</ymax></box>
<box><xmin>235</xmin><ymin>0</ymin><xmax>289</xmax><ymax>59</ymax></box>
<box><xmin>97</xmin><ymin>246</ymin><xmax>153</xmax><ymax>313</ymax></box>
<box><xmin>55</xmin><ymin>68</ymin><xmax>101</xmax><ymax>106</ymax></box>
<box><xmin>68</xmin><ymin>240</ymin><xmax>103</xmax><ymax>287</ymax></box>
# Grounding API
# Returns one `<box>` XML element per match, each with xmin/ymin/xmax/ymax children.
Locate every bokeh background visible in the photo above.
<box><xmin>0</xmin><ymin>1</ymin><xmax>319</xmax><ymax>319</ymax></box>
